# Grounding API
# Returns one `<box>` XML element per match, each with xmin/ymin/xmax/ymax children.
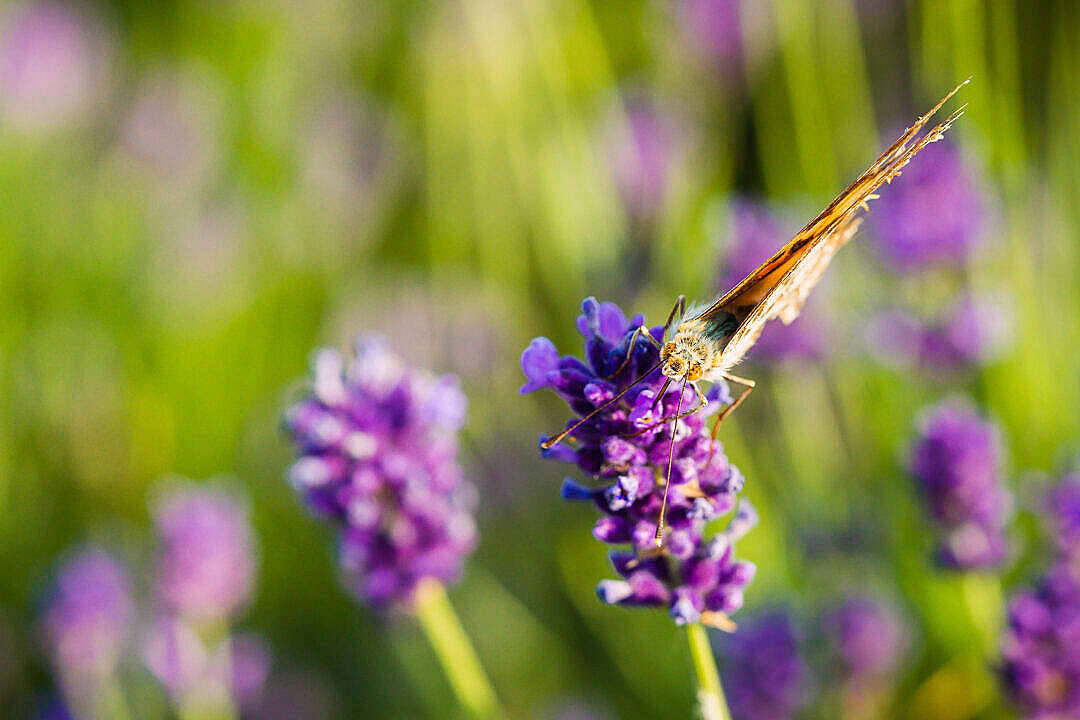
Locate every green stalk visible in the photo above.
<box><xmin>414</xmin><ymin>578</ymin><xmax>503</xmax><ymax>720</ymax></box>
<box><xmin>98</xmin><ymin>675</ymin><xmax>133</xmax><ymax>720</ymax></box>
<box><xmin>687</xmin><ymin>623</ymin><xmax>732</xmax><ymax>720</ymax></box>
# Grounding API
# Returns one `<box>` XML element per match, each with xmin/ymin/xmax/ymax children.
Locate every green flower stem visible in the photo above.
<box><xmin>99</xmin><ymin>675</ymin><xmax>133</xmax><ymax>720</ymax></box>
<box><xmin>414</xmin><ymin>578</ymin><xmax>503</xmax><ymax>720</ymax></box>
<box><xmin>687</xmin><ymin>623</ymin><xmax>732</xmax><ymax>720</ymax></box>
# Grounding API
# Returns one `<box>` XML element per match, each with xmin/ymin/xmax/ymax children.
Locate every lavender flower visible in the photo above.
<box><xmin>1000</xmin><ymin>563</ymin><xmax>1080</xmax><ymax>718</ymax></box>
<box><xmin>140</xmin><ymin>616</ymin><xmax>206</xmax><ymax>698</ymax></box>
<box><xmin>142</xmin><ymin>619</ymin><xmax>271</xmax><ymax>713</ymax></box>
<box><xmin>0</xmin><ymin>2</ymin><xmax>108</xmax><ymax>132</ymax></box>
<box><xmin>824</xmin><ymin>596</ymin><xmax>906</xmax><ymax>682</ymax></box>
<box><xmin>119</xmin><ymin>66</ymin><xmax>224</xmax><ymax>192</ymax></box>
<box><xmin>909</xmin><ymin>398</ymin><xmax>1011</xmax><ymax>570</ymax></box>
<box><xmin>522</xmin><ymin>298</ymin><xmax>756</xmax><ymax>627</ymax></box>
<box><xmin>40</xmin><ymin>548</ymin><xmax>134</xmax><ymax>683</ymax></box>
<box><xmin>284</xmin><ymin>336</ymin><xmax>476</xmax><ymax>610</ymax></box>
<box><xmin>676</xmin><ymin>0</ymin><xmax>744</xmax><ymax>75</ymax></box>
<box><xmin>870</xmin><ymin>138</ymin><xmax>989</xmax><ymax>272</ymax></box>
<box><xmin>867</xmin><ymin>292</ymin><xmax>1012</xmax><ymax>373</ymax></box>
<box><xmin>35</xmin><ymin>697</ymin><xmax>73</xmax><ymax>720</ymax></box>
<box><xmin>719</xmin><ymin>610</ymin><xmax>810</xmax><ymax>720</ymax></box>
<box><xmin>604</xmin><ymin>94</ymin><xmax>682</xmax><ymax>225</ymax></box>
<box><xmin>716</xmin><ymin>199</ymin><xmax>828</xmax><ymax>362</ymax></box>
<box><xmin>152</xmin><ymin>485</ymin><xmax>256</xmax><ymax>621</ymax></box>
<box><xmin>1045</xmin><ymin>474</ymin><xmax>1080</xmax><ymax>558</ymax></box>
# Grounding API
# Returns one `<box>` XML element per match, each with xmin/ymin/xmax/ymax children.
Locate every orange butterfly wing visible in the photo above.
<box><xmin>699</xmin><ymin>80</ymin><xmax>969</xmax><ymax>368</ymax></box>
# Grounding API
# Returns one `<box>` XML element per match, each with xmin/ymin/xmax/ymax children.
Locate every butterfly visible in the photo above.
<box><xmin>543</xmin><ymin>80</ymin><xmax>969</xmax><ymax>547</ymax></box>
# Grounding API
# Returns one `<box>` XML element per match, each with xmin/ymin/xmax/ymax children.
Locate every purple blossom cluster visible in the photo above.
<box><xmin>868</xmin><ymin>292</ymin><xmax>1012</xmax><ymax>373</ymax></box>
<box><xmin>822</xmin><ymin>594</ymin><xmax>907</xmax><ymax>718</ymax></box>
<box><xmin>823</xmin><ymin>596</ymin><xmax>906</xmax><ymax>684</ymax></box>
<box><xmin>40</xmin><ymin>548</ymin><xmax>134</xmax><ymax>688</ymax></box>
<box><xmin>604</xmin><ymin>94</ymin><xmax>682</xmax><ymax>226</ymax></box>
<box><xmin>999</xmin><ymin>472</ymin><xmax>1080</xmax><ymax>717</ymax></box>
<box><xmin>1044</xmin><ymin>473</ymin><xmax>1080</xmax><ymax>559</ymax></box>
<box><xmin>716</xmin><ymin>199</ymin><xmax>828</xmax><ymax>363</ymax></box>
<box><xmin>909</xmin><ymin>398</ymin><xmax>1011</xmax><ymax>570</ymax></box>
<box><xmin>0</xmin><ymin>2</ymin><xmax>110</xmax><ymax>132</ymax></box>
<box><xmin>870</xmin><ymin>137</ymin><xmax>989</xmax><ymax>273</ymax></box>
<box><xmin>719</xmin><ymin>610</ymin><xmax>810</xmax><ymax>720</ymax></box>
<box><xmin>521</xmin><ymin>298</ymin><xmax>757</xmax><ymax>627</ymax></box>
<box><xmin>141</xmin><ymin>485</ymin><xmax>268</xmax><ymax>712</ymax></box>
<box><xmin>1000</xmin><ymin>564</ymin><xmax>1080</xmax><ymax>717</ymax></box>
<box><xmin>284</xmin><ymin>336</ymin><xmax>476</xmax><ymax>610</ymax></box>
<box><xmin>38</xmin><ymin>486</ymin><xmax>270</xmax><ymax>717</ymax></box>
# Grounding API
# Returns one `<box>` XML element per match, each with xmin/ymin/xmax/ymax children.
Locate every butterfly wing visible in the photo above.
<box><xmin>700</xmin><ymin>80</ymin><xmax>969</xmax><ymax>368</ymax></box>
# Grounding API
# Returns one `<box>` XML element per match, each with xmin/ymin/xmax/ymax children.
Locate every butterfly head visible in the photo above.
<box><xmin>660</xmin><ymin>332</ymin><xmax>711</xmax><ymax>382</ymax></box>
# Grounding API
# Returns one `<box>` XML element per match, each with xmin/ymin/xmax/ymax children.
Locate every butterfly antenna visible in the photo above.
<box><xmin>655</xmin><ymin>374</ymin><xmax>688</xmax><ymax>548</ymax></box>
<box><xmin>540</xmin><ymin>360</ymin><xmax>662</xmax><ymax>450</ymax></box>
<box><xmin>650</xmin><ymin>377</ymin><xmax>672</xmax><ymax>412</ymax></box>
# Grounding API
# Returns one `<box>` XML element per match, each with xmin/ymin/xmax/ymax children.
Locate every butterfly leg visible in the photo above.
<box><xmin>706</xmin><ymin>373</ymin><xmax>756</xmax><ymax>465</ymax></box>
<box><xmin>605</xmin><ymin>325</ymin><xmax>662</xmax><ymax>380</ymax></box>
<box><xmin>663</xmin><ymin>295</ymin><xmax>687</xmax><ymax>334</ymax></box>
<box><xmin>604</xmin><ymin>295</ymin><xmax>684</xmax><ymax>381</ymax></box>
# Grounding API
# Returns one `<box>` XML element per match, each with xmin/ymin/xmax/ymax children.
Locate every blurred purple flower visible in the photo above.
<box><xmin>909</xmin><ymin>398</ymin><xmax>1011</xmax><ymax>570</ymax></box>
<box><xmin>720</xmin><ymin>610</ymin><xmax>810</xmax><ymax>720</ymax></box>
<box><xmin>248</xmin><ymin>666</ymin><xmax>339</xmax><ymax>720</ymax></box>
<box><xmin>605</xmin><ymin>94</ymin><xmax>682</xmax><ymax>225</ymax></box>
<box><xmin>153</xmin><ymin>485</ymin><xmax>256</xmax><ymax>621</ymax></box>
<box><xmin>867</xmin><ymin>292</ymin><xmax>1013</xmax><ymax>373</ymax></box>
<box><xmin>824</xmin><ymin>596</ymin><xmax>906</xmax><ymax>682</ymax></box>
<box><xmin>0</xmin><ymin>2</ymin><xmax>108</xmax><ymax>132</ymax></box>
<box><xmin>677</xmin><ymin>0</ymin><xmax>743</xmax><ymax>74</ymax></box>
<box><xmin>1000</xmin><ymin>563</ymin><xmax>1080</xmax><ymax>718</ymax></box>
<box><xmin>141</xmin><ymin>616</ymin><xmax>206</xmax><ymax>698</ymax></box>
<box><xmin>716</xmin><ymin>199</ymin><xmax>828</xmax><ymax>362</ymax></box>
<box><xmin>119</xmin><ymin>66</ymin><xmax>223</xmax><ymax>191</ymax></box>
<box><xmin>284</xmin><ymin>336</ymin><xmax>476</xmax><ymax>610</ymax></box>
<box><xmin>142</xmin><ymin>619</ymin><xmax>270</xmax><ymax>710</ymax></box>
<box><xmin>523</xmin><ymin>298</ymin><xmax>756</xmax><ymax>628</ymax></box>
<box><xmin>300</xmin><ymin>92</ymin><xmax>402</xmax><ymax>226</ymax></box>
<box><xmin>35</xmin><ymin>697</ymin><xmax>73</xmax><ymax>720</ymax></box>
<box><xmin>870</xmin><ymin>138</ymin><xmax>989</xmax><ymax>272</ymax></box>
<box><xmin>228</xmin><ymin>633</ymin><xmax>272</xmax><ymax>711</ymax></box>
<box><xmin>40</xmin><ymin>547</ymin><xmax>134</xmax><ymax>682</ymax></box>
<box><xmin>1045</xmin><ymin>473</ymin><xmax>1080</xmax><ymax>559</ymax></box>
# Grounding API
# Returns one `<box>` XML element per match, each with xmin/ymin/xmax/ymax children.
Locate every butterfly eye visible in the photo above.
<box><xmin>688</xmin><ymin>365</ymin><xmax>704</xmax><ymax>382</ymax></box>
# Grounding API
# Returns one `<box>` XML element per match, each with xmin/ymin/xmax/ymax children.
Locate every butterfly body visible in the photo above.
<box><xmin>661</xmin><ymin>310</ymin><xmax>740</xmax><ymax>381</ymax></box>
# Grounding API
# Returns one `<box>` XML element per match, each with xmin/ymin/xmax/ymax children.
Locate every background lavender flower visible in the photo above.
<box><xmin>867</xmin><ymin>292</ymin><xmax>1013</xmax><ymax>373</ymax></box>
<box><xmin>284</xmin><ymin>336</ymin><xmax>476</xmax><ymax>610</ymax></box>
<box><xmin>870</xmin><ymin>138</ymin><xmax>989</xmax><ymax>272</ymax></box>
<box><xmin>719</xmin><ymin>610</ymin><xmax>810</xmax><ymax>720</ymax></box>
<box><xmin>40</xmin><ymin>548</ymin><xmax>134</xmax><ymax>684</ymax></box>
<box><xmin>0</xmin><ymin>2</ymin><xmax>109</xmax><ymax>132</ymax></box>
<box><xmin>522</xmin><ymin>297</ymin><xmax>756</xmax><ymax>627</ymax></box>
<box><xmin>152</xmin><ymin>485</ymin><xmax>256</xmax><ymax>621</ymax></box>
<box><xmin>824</xmin><ymin>596</ymin><xmax>906</xmax><ymax>682</ymax></box>
<box><xmin>716</xmin><ymin>199</ymin><xmax>828</xmax><ymax>362</ymax></box>
<box><xmin>909</xmin><ymin>398</ymin><xmax>1011</xmax><ymax>570</ymax></box>
<box><xmin>676</xmin><ymin>0</ymin><xmax>744</xmax><ymax>75</ymax></box>
<box><xmin>604</xmin><ymin>93</ymin><xmax>682</xmax><ymax>225</ymax></box>
<box><xmin>1000</xmin><ymin>563</ymin><xmax>1080</xmax><ymax>718</ymax></box>
<box><xmin>1044</xmin><ymin>473</ymin><xmax>1080</xmax><ymax>559</ymax></box>
<box><xmin>118</xmin><ymin>65</ymin><xmax>224</xmax><ymax>194</ymax></box>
